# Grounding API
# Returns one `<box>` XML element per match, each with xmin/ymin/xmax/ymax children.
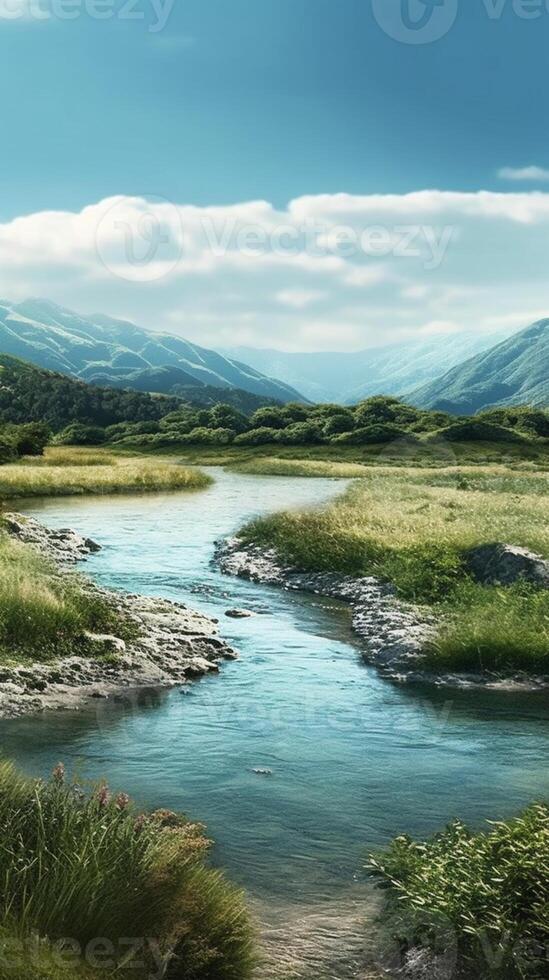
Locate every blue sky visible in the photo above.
<box><xmin>1</xmin><ymin>0</ymin><xmax>549</xmax><ymax>350</ymax></box>
<box><xmin>2</xmin><ymin>0</ymin><xmax>549</xmax><ymax>217</ymax></box>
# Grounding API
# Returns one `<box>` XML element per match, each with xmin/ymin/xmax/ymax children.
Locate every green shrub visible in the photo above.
<box><xmin>277</xmin><ymin>422</ymin><xmax>325</xmax><ymax>445</ymax></box>
<box><xmin>433</xmin><ymin>420</ymin><xmax>528</xmax><ymax>443</ymax></box>
<box><xmin>369</xmin><ymin>803</ymin><xmax>549</xmax><ymax>979</ymax></box>
<box><xmin>9</xmin><ymin>422</ymin><xmax>51</xmax><ymax>456</ymax></box>
<box><xmin>333</xmin><ymin>423</ymin><xmax>412</xmax><ymax>445</ymax></box>
<box><xmin>0</xmin><ymin>763</ymin><xmax>254</xmax><ymax>980</ymax></box>
<box><xmin>56</xmin><ymin>424</ymin><xmax>107</xmax><ymax>446</ymax></box>
<box><xmin>0</xmin><ymin>435</ymin><xmax>17</xmax><ymax>466</ymax></box>
<box><xmin>234</xmin><ymin>427</ymin><xmax>281</xmax><ymax>446</ymax></box>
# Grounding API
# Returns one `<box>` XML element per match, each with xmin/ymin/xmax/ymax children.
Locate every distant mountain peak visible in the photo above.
<box><xmin>0</xmin><ymin>299</ymin><xmax>305</xmax><ymax>404</ymax></box>
<box><xmin>411</xmin><ymin>318</ymin><xmax>549</xmax><ymax>414</ymax></box>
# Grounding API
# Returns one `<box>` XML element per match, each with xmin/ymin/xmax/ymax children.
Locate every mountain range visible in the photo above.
<box><xmin>0</xmin><ymin>299</ymin><xmax>303</xmax><ymax>404</ymax></box>
<box><xmin>223</xmin><ymin>329</ymin><xmax>516</xmax><ymax>404</ymax></box>
<box><xmin>411</xmin><ymin>319</ymin><xmax>549</xmax><ymax>414</ymax></box>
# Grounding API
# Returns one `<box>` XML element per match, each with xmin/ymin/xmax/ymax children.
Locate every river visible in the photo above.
<box><xmin>0</xmin><ymin>468</ymin><xmax>548</xmax><ymax>976</ymax></box>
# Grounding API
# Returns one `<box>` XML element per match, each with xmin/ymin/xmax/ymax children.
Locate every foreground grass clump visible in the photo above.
<box><xmin>240</xmin><ymin>467</ymin><xmax>549</xmax><ymax>672</ymax></box>
<box><xmin>0</xmin><ymin>762</ymin><xmax>253</xmax><ymax>980</ymax></box>
<box><xmin>369</xmin><ymin>804</ymin><xmax>549</xmax><ymax>979</ymax></box>
<box><xmin>426</xmin><ymin>581</ymin><xmax>549</xmax><ymax>673</ymax></box>
<box><xmin>0</xmin><ymin>451</ymin><xmax>211</xmax><ymax>498</ymax></box>
<box><xmin>0</xmin><ymin>534</ymin><xmax>136</xmax><ymax>663</ymax></box>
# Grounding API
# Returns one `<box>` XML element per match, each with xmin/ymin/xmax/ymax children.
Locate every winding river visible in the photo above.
<box><xmin>0</xmin><ymin>468</ymin><xmax>548</xmax><ymax>975</ymax></box>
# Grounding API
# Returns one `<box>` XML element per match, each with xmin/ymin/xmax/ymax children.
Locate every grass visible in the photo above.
<box><xmin>0</xmin><ymin>533</ymin><xmax>136</xmax><ymax>664</ymax></box>
<box><xmin>0</xmin><ymin>761</ymin><xmax>254</xmax><ymax>980</ymax></box>
<box><xmin>229</xmin><ymin>457</ymin><xmax>372</xmax><ymax>479</ymax></box>
<box><xmin>0</xmin><ymin>447</ymin><xmax>211</xmax><ymax>499</ymax></box>
<box><xmin>239</xmin><ymin>465</ymin><xmax>549</xmax><ymax>673</ymax></box>
<box><xmin>164</xmin><ymin>437</ymin><xmax>549</xmax><ymax>470</ymax></box>
<box><xmin>369</xmin><ymin>803</ymin><xmax>549</xmax><ymax>979</ymax></box>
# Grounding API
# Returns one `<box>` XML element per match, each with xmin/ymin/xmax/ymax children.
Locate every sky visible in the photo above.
<box><xmin>1</xmin><ymin>0</ymin><xmax>549</xmax><ymax>351</ymax></box>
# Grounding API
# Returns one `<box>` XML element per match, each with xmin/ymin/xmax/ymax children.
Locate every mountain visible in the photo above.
<box><xmin>223</xmin><ymin>329</ymin><xmax>516</xmax><ymax>404</ymax></box>
<box><xmin>0</xmin><ymin>299</ymin><xmax>304</xmax><ymax>403</ymax></box>
<box><xmin>411</xmin><ymin>319</ymin><xmax>549</xmax><ymax>414</ymax></box>
<box><xmin>0</xmin><ymin>353</ymin><xmax>182</xmax><ymax>430</ymax></box>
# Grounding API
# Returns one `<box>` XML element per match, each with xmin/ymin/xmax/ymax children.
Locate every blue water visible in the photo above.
<box><xmin>0</xmin><ymin>468</ymin><xmax>548</xmax><ymax>913</ymax></box>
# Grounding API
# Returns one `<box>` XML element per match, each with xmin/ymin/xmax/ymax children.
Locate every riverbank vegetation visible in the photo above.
<box><xmin>0</xmin><ymin>449</ymin><xmax>211</xmax><ymax>499</ymax></box>
<box><xmin>239</xmin><ymin>466</ymin><xmax>549</xmax><ymax>673</ymax></box>
<box><xmin>370</xmin><ymin>803</ymin><xmax>549</xmax><ymax>979</ymax></box>
<box><xmin>0</xmin><ymin>761</ymin><xmax>253</xmax><ymax>979</ymax></box>
<box><xmin>0</xmin><ymin>532</ymin><xmax>136</xmax><ymax>664</ymax></box>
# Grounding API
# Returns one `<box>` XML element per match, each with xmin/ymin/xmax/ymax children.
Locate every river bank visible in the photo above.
<box><xmin>216</xmin><ymin>535</ymin><xmax>549</xmax><ymax>691</ymax></box>
<box><xmin>0</xmin><ymin>512</ymin><xmax>237</xmax><ymax>719</ymax></box>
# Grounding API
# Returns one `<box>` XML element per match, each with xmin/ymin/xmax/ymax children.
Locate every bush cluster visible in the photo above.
<box><xmin>78</xmin><ymin>398</ymin><xmax>548</xmax><ymax>450</ymax></box>
<box><xmin>0</xmin><ymin>422</ymin><xmax>51</xmax><ymax>464</ymax></box>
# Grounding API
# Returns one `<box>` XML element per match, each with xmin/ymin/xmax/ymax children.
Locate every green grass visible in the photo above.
<box><xmin>0</xmin><ymin>534</ymin><xmax>136</xmax><ymax>664</ymax></box>
<box><xmin>240</xmin><ymin>465</ymin><xmax>549</xmax><ymax>673</ymax></box>
<box><xmin>0</xmin><ymin>762</ymin><xmax>254</xmax><ymax>980</ymax></box>
<box><xmin>369</xmin><ymin>803</ymin><xmax>549</xmax><ymax>979</ymax></box>
<box><xmin>0</xmin><ymin>448</ymin><xmax>211</xmax><ymax>499</ymax></box>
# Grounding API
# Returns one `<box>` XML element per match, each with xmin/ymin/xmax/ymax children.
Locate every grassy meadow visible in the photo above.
<box><xmin>239</xmin><ymin>462</ymin><xmax>549</xmax><ymax>674</ymax></box>
<box><xmin>0</xmin><ymin>761</ymin><xmax>253</xmax><ymax>980</ymax></box>
<box><xmin>0</xmin><ymin>447</ymin><xmax>211</xmax><ymax>499</ymax></box>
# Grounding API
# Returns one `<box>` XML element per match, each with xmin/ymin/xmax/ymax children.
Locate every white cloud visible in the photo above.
<box><xmin>498</xmin><ymin>165</ymin><xmax>549</xmax><ymax>182</ymax></box>
<box><xmin>0</xmin><ymin>190</ymin><xmax>549</xmax><ymax>351</ymax></box>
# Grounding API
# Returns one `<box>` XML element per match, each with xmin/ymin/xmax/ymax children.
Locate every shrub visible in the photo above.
<box><xmin>277</xmin><ymin>421</ymin><xmax>325</xmax><ymax>445</ymax></box>
<box><xmin>322</xmin><ymin>412</ymin><xmax>356</xmax><ymax>436</ymax></box>
<box><xmin>369</xmin><ymin>803</ymin><xmax>549</xmax><ymax>979</ymax></box>
<box><xmin>478</xmin><ymin>406</ymin><xmax>549</xmax><ymax>438</ymax></box>
<box><xmin>234</xmin><ymin>427</ymin><xmax>281</xmax><ymax>446</ymax></box>
<box><xmin>333</xmin><ymin>423</ymin><xmax>411</xmax><ymax>445</ymax></box>
<box><xmin>56</xmin><ymin>424</ymin><xmax>107</xmax><ymax>446</ymax></box>
<box><xmin>433</xmin><ymin>420</ymin><xmax>527</xmax><ymax>443</ymax></box>
<box><xmin>249</xmin><ymin>406</ymin><xmax>288</xmax><ymax>430</ymax></box>
<box><xmin>0</xmin><ymin>434</ymin><xmax>17</xmax><ymax>465</ymax></box>
<box><xmin>184</xmin><ymin>427</ymin><xmax>235</xmax><ymax>445</ymax></box>
<box><xmin>9</xmin><ymin>422</ymin><xmax>51</xmax><ymax>456</ymax></box>
<box><xmin>0</xmin><ymin>763</ymin><xmax>254</xmax><ymax>980</ymax></box>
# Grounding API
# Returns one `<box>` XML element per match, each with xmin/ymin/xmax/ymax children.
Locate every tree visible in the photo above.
<box><xmin>249</xmin><ymin>407</ymin><xmax>288</xmax><ymax>430</ymax></box>
<box><xmin>208</xmin><ymin>404</ymin><xmax>249</xmax><ymax>433</ymax></box>
<box><xmin>9</xmin><ymin>422</ymin><xmax>51</xmax><ymax>456</ymax></box>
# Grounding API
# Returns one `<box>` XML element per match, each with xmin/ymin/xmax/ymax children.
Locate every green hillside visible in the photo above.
<box><xmin>0</xmin><ymin>355</ymin><xmax>284</xmax><ymax>432</ymax></box>
<box><xmin>412</xmin><ymin>319</ymin><xmax>549</xmax><ymax>414</ymax></box>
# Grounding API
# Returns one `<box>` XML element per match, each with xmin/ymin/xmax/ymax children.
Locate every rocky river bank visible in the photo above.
<box><xmin>216</xmin><ymin>536</ymin><xmax>549</xmax><ymax>691</ymax></box>
<box><xmin>0</xmin><ymin>514</ymin><xmax>237</xmax><ymax>719</ymax></box>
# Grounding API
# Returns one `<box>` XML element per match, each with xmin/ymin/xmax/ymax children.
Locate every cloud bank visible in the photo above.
<box><xmin>1</xmin><ymin>190</ymin><xmax>549</xmax><ymax>351</ymax></box>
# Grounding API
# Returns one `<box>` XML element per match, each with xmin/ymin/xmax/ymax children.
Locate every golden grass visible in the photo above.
<box><xmin>230</xmin><ymin>457</ymin><xmax>372</xmax><ymax>478</ymax></box>
<box><xmin>0</xmin><ymin>451</ymin><xmax>211</xmax><ymax>499</ymax></box>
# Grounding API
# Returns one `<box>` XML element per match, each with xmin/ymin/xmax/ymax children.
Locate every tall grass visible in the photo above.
<box><xmin>0</xmin><ymin>762</ymin><xmax>254</xmax><ymax>979</ymax></box>
<box><xmin>0</xmin><ymin>456</ymin><xmax>211</xmax><ymax>498</ymax></box>
<box><xmin>369</xmin><ymin>803</ymin><xmax>549</xmax><ymax>979</ymax></box>
<box><xmin>0</xmin><ymin>534</ymin><xmax>135</xmax><ymax>663</ymax></box>
<box><xmin>230</xmin><ymin>457</ymin><xmax>371</xmax><ymax>478</ymax></box>
<box><xmin>240</xmin><ymin>467</ymin><xmax>549</xmax><ymax>672</ymax></box>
